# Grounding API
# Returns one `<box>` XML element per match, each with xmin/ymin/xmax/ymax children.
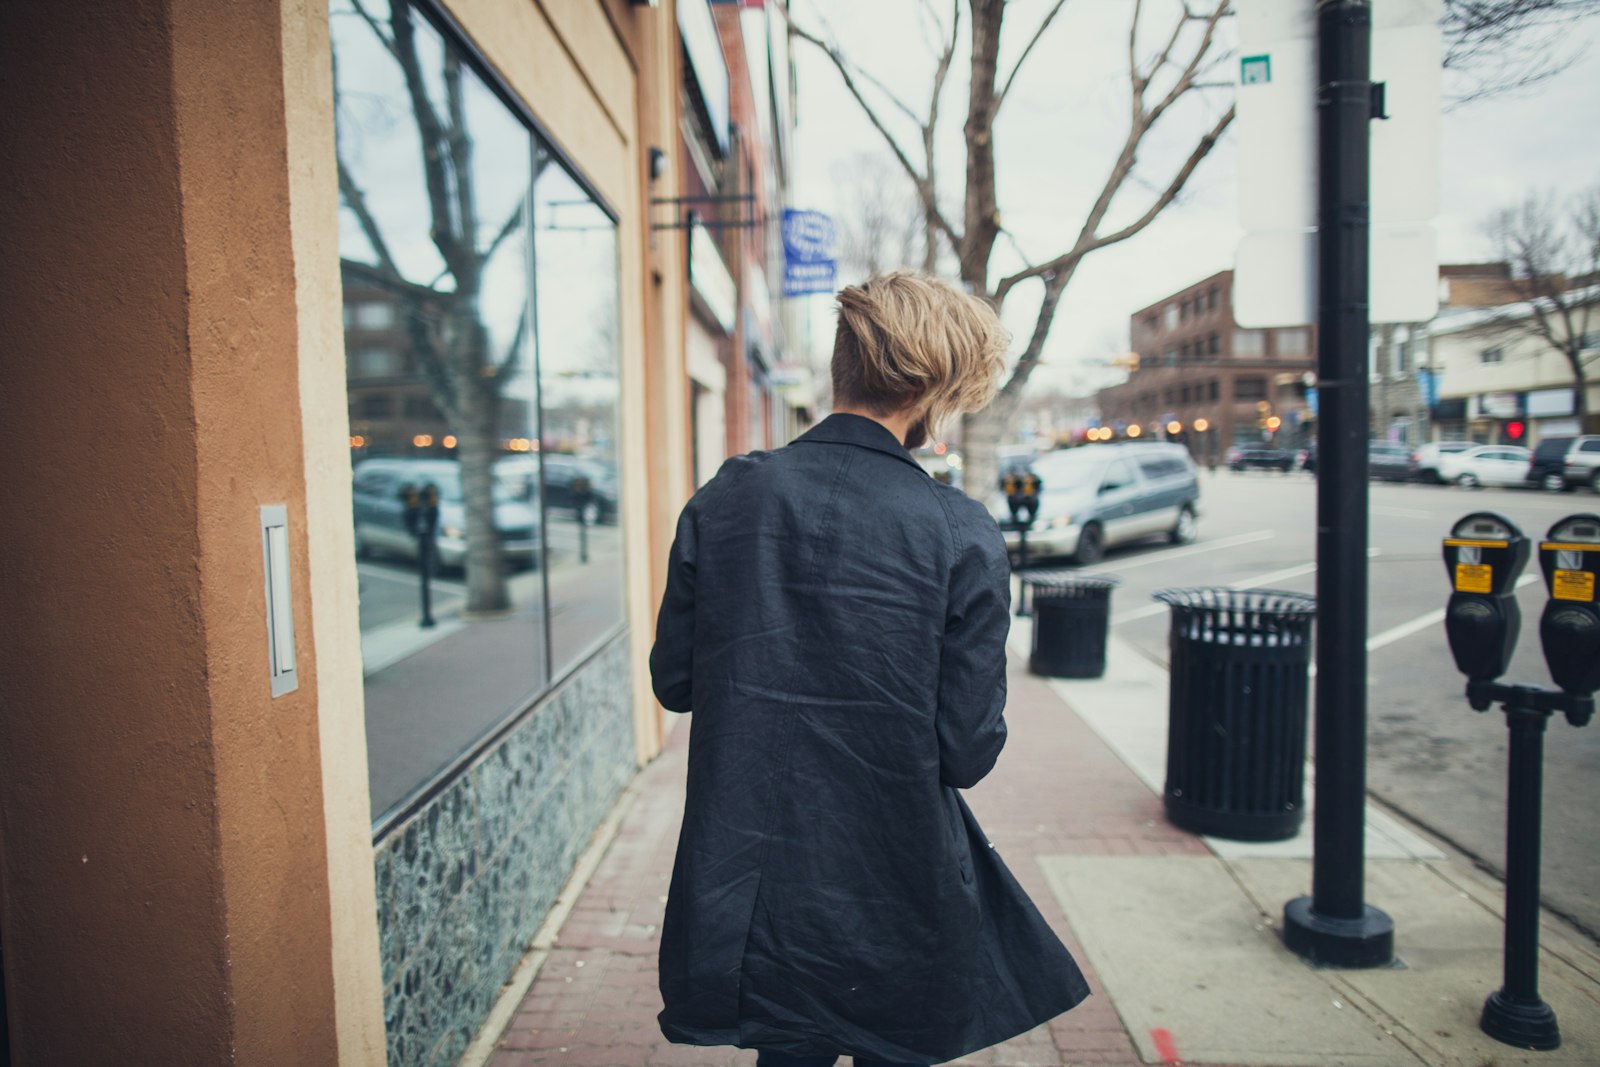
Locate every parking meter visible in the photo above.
<box><xmin>1537</xmin><ymin>514</ymin><xmax>1600</xmax><ymax>703</ymax></box>
<box><xmin>1000</xmin><ymin>471</ymin><xmax>1042</xmax><ymax>525</ymax></box>
<box><xmin>400</xmin><ymin>482</ymin><xmax>440</xmax><ymax>627</ymax></box>
<box><xmin>1442</xmin><ymin>512</ymin><xmax>1529</xmax><ymax>682</ymax></box>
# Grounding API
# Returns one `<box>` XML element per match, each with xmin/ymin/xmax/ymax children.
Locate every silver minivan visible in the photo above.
<box><xmin>991</xmin><ymin>442</ymin><xmax>1200</xmax><ymax>565</ymax></box>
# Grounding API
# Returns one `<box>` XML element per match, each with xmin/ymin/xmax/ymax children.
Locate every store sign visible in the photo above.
<box><xmin>679</xmin><ymin>0</ymin><xmax>729</xmax><ymax>153</ymax></box>
<box><xmin>1527</xmin><ymin>388</ymin><xmax>1575</xmax><ymax>418</ymax></box>
<box><xmin>689</xmin><ymin>221</ymin><xmax>736</xmax><ymax>334</ymax></box>
<box><xmin>1479</xmin><ymin>392</ymin><xmax>1522</xmax><ymax>419</ymax></box>
<box><xmin>782</xmin><ymin>209</ymin><xmax>837</xmax><ymax>296</ymax></box>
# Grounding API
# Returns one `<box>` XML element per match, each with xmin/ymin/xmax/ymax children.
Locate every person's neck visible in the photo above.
<box><xmin>834</xmin><ymin>406</ymin><xmax>915</xmax><ymax>448</ymax></box>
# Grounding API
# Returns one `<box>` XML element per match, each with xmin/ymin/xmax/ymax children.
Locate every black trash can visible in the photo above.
<box><xmin>1153</xmin><ymin>587</ymin><xmax>1317</xmax><ymax>841</ymax></box>
<box><xmin>1023</xmin><ymin>571</ymin><xmax>1121</xmax><ymax>679</ymax></box>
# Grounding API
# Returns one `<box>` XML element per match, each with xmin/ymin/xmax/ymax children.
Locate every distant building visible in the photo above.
<box><xmin>1096</xmin><ymin>270</ymin><xmax>1315</xmax><ymax>460</ymax></box>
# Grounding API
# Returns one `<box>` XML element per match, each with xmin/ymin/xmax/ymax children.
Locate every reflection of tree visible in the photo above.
<box><xmin>335</xmin><ymin>0</ymin><xmax>524</xmax><ymax>613</ymax></box>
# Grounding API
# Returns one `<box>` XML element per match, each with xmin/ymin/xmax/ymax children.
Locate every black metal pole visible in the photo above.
<box><xmin>1480</xmin><ymin>706</ymin><xmax>1560</xmax><ymax>1049</ymax></box>
<box><xmin>1283</xmin><ymin>0</ymin><xmax>1394</xmax><ymax>968</ymax></box>
<box><xmin>418</xmin><ymin>518</ymin><xmax>436</xmax><ymax>629</ymax></box>
<box><xmin>1016</xmin><ymin>524</ymin><xmax>1032</xmax><ymax>617</ymax></box>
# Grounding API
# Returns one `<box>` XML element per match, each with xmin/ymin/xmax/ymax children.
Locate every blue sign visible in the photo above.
<box><xmin>1305</xmin><ymin>386</ymin><xmax>1318</xmax><ymax>417</ymax></box>
<box><xmin>1417</xmin><ymin>368</ymin><xmax>1439</xmax><ymax>409</ymax></box>
<box><xmin>782</xmin><ymin>209</ymin><xmax>837</xmax><ymax>296</ymax></box>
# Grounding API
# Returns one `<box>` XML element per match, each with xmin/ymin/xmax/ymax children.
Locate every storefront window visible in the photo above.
<box><xmin>531</xmin><ymin>149</ymin><xmax>625</xmax><ymax>674</ymax></box>
<box><xmin>332</xmin><ymin>1</ymin><xmax>622</xmax><ymax>825</ymax></box>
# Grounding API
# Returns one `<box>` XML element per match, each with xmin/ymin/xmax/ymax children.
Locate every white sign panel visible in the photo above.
<box><xmin>1233</xmin><ymin>0</ymin><xmax>1442</xmax><ymax>327</ymax></box>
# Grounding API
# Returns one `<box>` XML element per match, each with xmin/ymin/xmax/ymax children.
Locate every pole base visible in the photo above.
<box><xmin>1480</xmin><ymin>988</ymin><xmax>1560</xmax><ymax>1050</ymax></box>
<box><xmin>1282</xmin><ymin>896</ymin><xmax>1394</xmax><ymax>968</ymax></box>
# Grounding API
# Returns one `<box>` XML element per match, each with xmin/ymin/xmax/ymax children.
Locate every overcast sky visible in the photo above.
<box><xmin>788</xmin><ymin>0</ymin><xmax>1600</xmax><ymax>397</ymax></box>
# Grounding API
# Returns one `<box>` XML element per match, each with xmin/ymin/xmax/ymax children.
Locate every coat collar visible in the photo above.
<box><xmin>796</xmin><ymin>413</ymin><xmax>926</xmax><ymax>472</ymax></box>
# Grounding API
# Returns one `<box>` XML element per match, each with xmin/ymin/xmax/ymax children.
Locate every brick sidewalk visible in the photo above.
<box><xmin>489</xmin><ymin>653</ymin><xmax>1211</xmax><ymax>1067</ymax></box>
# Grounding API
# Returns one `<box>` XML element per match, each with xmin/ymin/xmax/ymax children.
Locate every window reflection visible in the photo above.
<box><xmin>531</xmin><ymin>148</ymin><xmax>625</xmax><ymax>673</ymax></box>
<box><xmin>333</xmin><ymin>0</ymin><xmax>552</xmax><ymax>821</ymax></box>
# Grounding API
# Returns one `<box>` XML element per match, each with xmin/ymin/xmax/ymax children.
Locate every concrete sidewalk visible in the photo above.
<box><xmin>465</xmin><ymin>619</ymin><xmax>1600</xmax><ymax>1066</ymax></box>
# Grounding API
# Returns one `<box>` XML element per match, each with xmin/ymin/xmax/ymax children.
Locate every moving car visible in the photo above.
<box><xmin>1559</xmin><ymin>435</ymin><xmax>1600</xmax><ymax>493</ymax></box>
<box><xmin>1527</xmin><ymin>436</ymin><xmax>1576</xmax><ymax>491</ymax></box>
<box><xmin>1368</xmin><ymin>442</ymin><xmax>1415</xmax><ymax>482</ymax></box>
<box><xmin>352</xmin><ymin>457</ymin><xmax>542</xmax><ymax>568</ymax></box>
<box><xmin>991</xmin><ymin>442</ymin><xmax>1200</xmax><ymax>566</ymax></box>
<box><xmin>1435</xmin><ymin>445</ymin><xmax>1532</xmax><ymax>488</ymax></box>
<box><xmin>1410</xmin><ymin>441</ymin><xmax>1475</xmax><ymax>484</ymax></box>
<box><xmin>1228</xmin><ymin>447</ymin><xmax>1297</xmax><ymax>472</ymax></box>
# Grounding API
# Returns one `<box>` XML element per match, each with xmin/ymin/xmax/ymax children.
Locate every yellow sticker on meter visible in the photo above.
<box><xmin>1552</xmin><ymin>569</ymin><xmax>1595</xmax><ymax>602</ymax></box>
<box><xmin>1455</xmin><ymin>562</ymin><xmax>1493</xmax><ymax>593</ymax></box>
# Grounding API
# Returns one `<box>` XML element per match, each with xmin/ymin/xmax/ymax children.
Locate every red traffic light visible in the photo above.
<box><xmin>1506</xmin><ymin>420</ymin><xmax>1526</xmax><ymax>441</ymax></box>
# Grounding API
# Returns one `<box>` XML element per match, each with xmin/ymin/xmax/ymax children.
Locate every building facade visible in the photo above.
<box><xmin>1096</xmin><ymin>271</ymin><xmax>1315</xmax><ymax>460</ymax></box>
<box><xmin>0</xmin><ymin>1</ymin><xmax>807</xmax><ymax>1063</ymax></box>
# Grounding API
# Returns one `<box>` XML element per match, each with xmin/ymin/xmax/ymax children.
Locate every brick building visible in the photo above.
<box><xmin>1096</xmin><ymin>270</ymin><xmax>1315</xmax><ymax>461</ymax></box>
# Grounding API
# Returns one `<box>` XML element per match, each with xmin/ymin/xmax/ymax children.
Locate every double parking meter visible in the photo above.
<box><xmin>1441</xmin><ymin>511</ymin><xmax>1597</xmax><ymax>1052</ymax></box>
<box><xmin>1000</xmin><ymin>471</ymin><xmax>1042</xmax><ymax>526</ymax></box>
<box><xmin>1442</xmin><ymin>512</ymin><xmax>1529</xmax><ymax>682</ymax></box>
<box><xmin>1537</xmin><ymin>514</ymin><xmax>1600</xmax><ymax>702</ymax></box>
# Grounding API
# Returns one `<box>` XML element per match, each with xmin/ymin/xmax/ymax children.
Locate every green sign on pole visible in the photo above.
<box><xmin>1241</xmin><ymin>54</ymin><xmax>1271</xmax><ymax>85</ymax></box>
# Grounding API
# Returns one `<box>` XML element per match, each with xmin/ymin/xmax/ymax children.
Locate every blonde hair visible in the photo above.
<box><xmin>831</xmin><ymin>271</ymin><xmax>1010</xmax><ymax>437</ymax></box>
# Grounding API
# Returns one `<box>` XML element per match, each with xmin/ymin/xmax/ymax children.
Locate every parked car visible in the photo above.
<box><xmin>1228</xmin><ymin>447</ymin><xmax>1297</xmax><ymax>472</ymax></box>
<box><xmin>1559</xmin><ymin>435</ymin><xmax>1600</xmax><ymax>493</ymax></box>
<box><xmin>1436</xmin><ymin>445</ymin><xmax>1533</xmax><ymax>488</ymax></box>
<box><xmin>990</xmin><ymin>442</ymin><xmax>1200</xmax><ymax>565</ymax></box>
<box><xmin>1368</xmin><ymin>442</ymin><xmax>1416</xmax><ymax>481</ymax></box>
<box><xmin>352</xmin><ymin>457</ymin><xmax>542</xmax><ymax>568</ymax></box>
<box><xmin>1410</xmin><ymin>441</ymin><xmax>1476</xmax><ymax>484</ymax></box>
<box><xmin>1527</xmin><ymin>436</ymin><xmax>1576</xmax><ymax>492</ymax></box>
<box><xmin>541</xmin><ymin>453</ymin><xmax>618</xmax><ymax>524</ymax></box>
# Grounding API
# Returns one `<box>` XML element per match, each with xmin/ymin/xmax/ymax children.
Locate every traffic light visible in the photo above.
<box><xmin>1506</xmin><ymin>421</ymin><xmax>1526</xmax><ymax>441</ymax></box>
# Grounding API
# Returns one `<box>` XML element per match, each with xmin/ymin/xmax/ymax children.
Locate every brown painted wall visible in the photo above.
<box><xmin>0</xmin><ymin>0</ymin><xmax>340</xmax><ymax>1062</ymax></box>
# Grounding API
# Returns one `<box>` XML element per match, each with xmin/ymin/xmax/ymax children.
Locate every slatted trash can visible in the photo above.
<box><xmin>1023</xmin><ymin>571</ymin><xmax>1121</xmax><ymax>679</ymax></box>
<box><xmin>1153</xmin><ymin>587</ymin><xmax>1317</xmax><ymax>841</ymax></box>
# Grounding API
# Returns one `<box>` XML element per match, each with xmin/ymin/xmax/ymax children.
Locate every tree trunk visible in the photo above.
<box><xmin>454</xmin><ymin>339</ymin><xmax>509</xmax><ymax>615</ymax></box>
<box><xmin>960</xmin><ymin>393</ymin><xmax>1016</xmax><ymax>517</ymax></box>
<box><xmin>1568</xmin><ymin>344</ymin><xmax>1595</xmax><ymax>432</ymax></box>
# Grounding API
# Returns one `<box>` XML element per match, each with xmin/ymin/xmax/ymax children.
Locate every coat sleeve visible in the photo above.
<box><xmin>649</xmin><ymin>498</ymin><xmax>698</xmax><ymax>712</ymax></box>
<box><xmin>935</xmin><ymin>515</ymin><xmax>1011</xmax><ymax>788</ymax></box>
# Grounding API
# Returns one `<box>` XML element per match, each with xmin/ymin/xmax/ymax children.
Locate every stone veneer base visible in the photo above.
<box><xmin>372</xmin><ymin>632</ymin><xmax>636</xmax><ymax>1067</ymax></box>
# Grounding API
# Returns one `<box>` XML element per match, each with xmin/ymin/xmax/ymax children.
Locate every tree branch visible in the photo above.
<box><xmin>996</xmin><ymin>0</ymin><xmax>1070</xmax><ymax>112</ymax></box>
<box><xmin>995</xmin><ymin>103</ymin><xmax>1234</xmax><ymax>305</ymax></box>
<box><xmin>388</xmin><ymin>0</ymin><xmax>469</xmax><ymax>283</ymax></box>
<box><xmin>791</xmin><ymin>21</ymin><xmax>963</xmax><ymax>252</ymax></box>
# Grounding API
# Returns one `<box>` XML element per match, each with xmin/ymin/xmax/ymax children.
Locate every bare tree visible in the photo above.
<box><xmin>834</xmin><ymin>151</ymin><xmax>929</xmax><ymax>276</ymax></box>
<box><xmin>335</xmin><ymin>0</ymin><xmax>529</xmax><ymax>613</ymax></box>
<box><xmin>795</xmin><ymin>0</ymin><xmax>1236</xmax><ymax>499</ymax></box>
<box><xmin>1443</xmin><ymin>0</ymin><xmax>1600</xmax><ymax>103</ymax></box>
<box><xmin>1483</xmin><ymin>185</ymin><xmax>1600</xmax><ymax>432</ymax></box>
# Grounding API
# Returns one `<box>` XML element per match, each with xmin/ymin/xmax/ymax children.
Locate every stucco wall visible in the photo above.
<box><xmin>1</xmin><ymin>0</ymin><xmax>343</xmax><ymax>1061</ymax></box>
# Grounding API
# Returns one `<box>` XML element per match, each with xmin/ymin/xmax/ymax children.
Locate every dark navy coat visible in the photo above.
<box><xmin>649</xmin><ymin>413</ymin><xmax>1089</xmax><ymax>1063</ymax></box>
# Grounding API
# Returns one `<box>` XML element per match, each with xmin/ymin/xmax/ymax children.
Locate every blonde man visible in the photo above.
<box><xmin>651</xmin><ymin>272</ymin><xmax>1088</xmax><ymax>1066</ymax></box>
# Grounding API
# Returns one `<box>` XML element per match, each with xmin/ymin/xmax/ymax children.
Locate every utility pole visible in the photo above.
<box><xmin>1282</xmin><ymin>0</ymin><xmax>1396</xmax><ymax>968</ymax></box>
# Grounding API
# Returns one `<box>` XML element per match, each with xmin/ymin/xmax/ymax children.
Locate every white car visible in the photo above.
<box><xmin>1436</xmin><ymin>445</ymin><xmax>1532</xmax><ymax>489</ymax></box>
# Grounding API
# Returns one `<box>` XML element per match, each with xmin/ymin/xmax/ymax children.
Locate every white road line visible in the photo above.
<box><xmin>1111</xmin><ymin>548</ymin><xmax>1379</xmax><ymax>625</ymax></box>
<box><xmin>1365</xmin><ymin>573</ymin><xmax>1539</xmax><ymax>653</ymax></box>
<box><xmin>1078</xmin><ymin>529</ymin><xmax>1275</xmax><ymax>576</ymax></box>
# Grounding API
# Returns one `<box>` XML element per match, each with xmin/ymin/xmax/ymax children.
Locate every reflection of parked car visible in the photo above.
<box><xmin>352</xmin><ymin>457</ymin><xmax>542</xmax><ymax>568</ymax></box>
<box><xmin>541</xmin><ymin>453</ymin><xmax>618</xmax><ymax>524</ymax></box>
<box><xmin>1558</xmin><ymin>435</ymin><xmax>1600</xmax><ymax>493</ymax></box>
<box><xmin>1527</xmin><ymin>436</ymin><xmax>1576</xmax><ymax>492</ymax></box>
<box><xmin>1410</xmin><ymin>441</ymin><xmax>1475</xmax><ymax>484</ymax></box>
<box><xmin>990</xmin><ymin>443</ymin><xmax>1200</xmax><ymax>566</ymax></box>
<box><xmin>1368</xmin><ymin>442</ymin><xmax>1415</xmax><ymax>482</ymax></box>
<box><xmin>1436</xmin><ymin>445</ymin><xmax>1531</xmax><ymax>488</ymax></box>
<box><xmin>1228</xmin><ymin>447</ymin><xmax>1296</xmax><ymax>472</ymax></box>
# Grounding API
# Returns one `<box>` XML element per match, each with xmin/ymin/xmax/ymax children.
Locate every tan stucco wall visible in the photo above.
<box><xmin>1</xmin><ymin>0</ymin><xmax>345</xmax><ymax>1061</ymax></box>
<box><xmin>281</xmin><ymin>0</ymin><xmax>389</xmax><ymax>1060</ymax></box>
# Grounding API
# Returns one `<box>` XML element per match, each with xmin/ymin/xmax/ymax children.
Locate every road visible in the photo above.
<box><xmin>1054</xmin><ymin>468</ymin><xmax>1600</xmax><ymax>939</ymax></box>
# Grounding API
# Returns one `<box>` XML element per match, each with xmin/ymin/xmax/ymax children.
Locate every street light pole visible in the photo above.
<box><xmin>1283</xmin><ymin>0</ymin><xmax>1395</xmax><ymax>968</ymax></box>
